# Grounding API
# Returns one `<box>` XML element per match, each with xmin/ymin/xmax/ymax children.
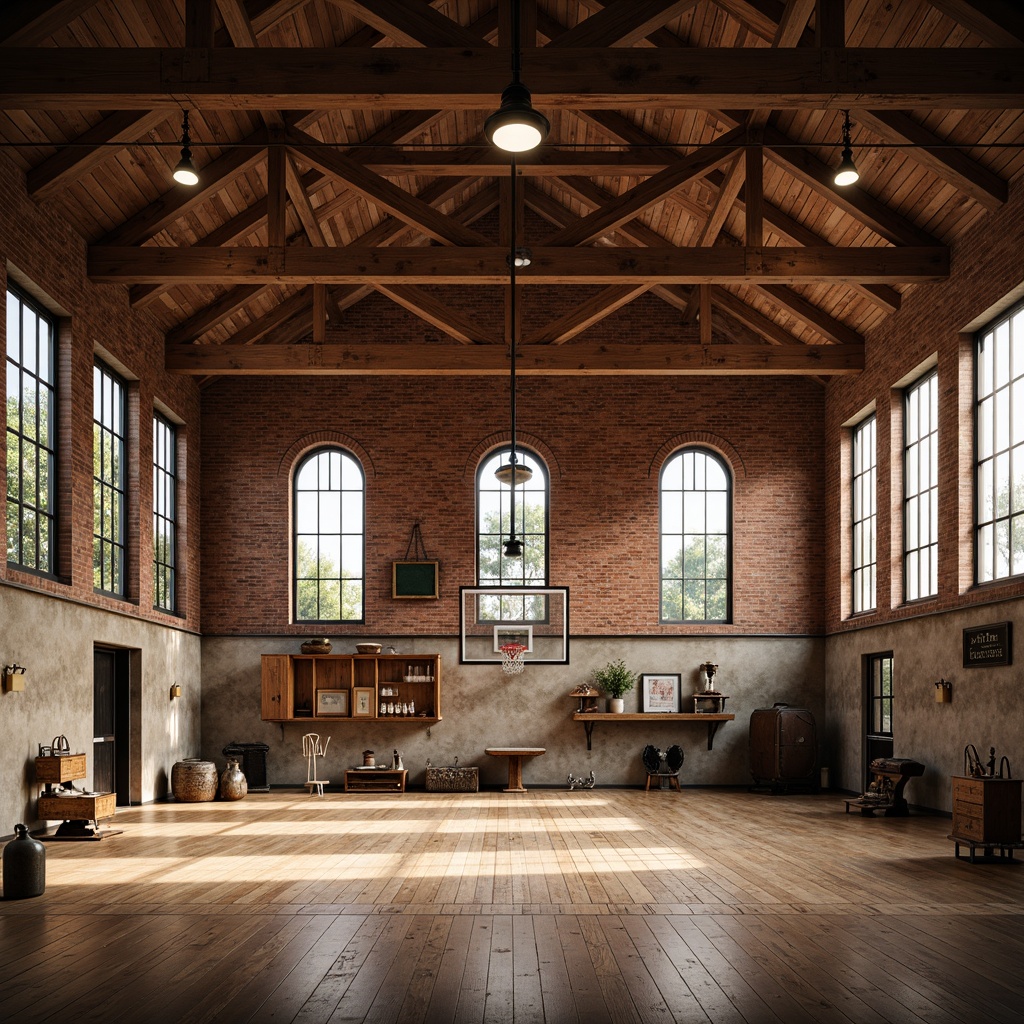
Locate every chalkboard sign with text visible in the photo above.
<box><xmin>392</xmin><ymin>560</ymin><xmax>439</xmax><ymax>599</ymax></box>
<box><xmin>962</xmin><ymin>621</ymin><xmax>1012</xmax><ymax>667</ymax></box>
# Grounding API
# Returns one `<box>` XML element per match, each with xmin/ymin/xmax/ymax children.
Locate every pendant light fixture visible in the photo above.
<box><xmin>494</xmin><ymin>156</ymin><xmax>532</xmax><ymax>560</ymax></box>
<box><xmin>172</xmin><ymin>110</ymin><xmax>199</xmax><ymax>186</ymax></box>
<box><xmin>833</xmin><ymin>110</ymin><xmax>860</xmax><ymax>187</ymax></box>
<box><xmin>484</xmin><ymin>0</ymin><xmax>549</xmax><ymax>153</ymax></box>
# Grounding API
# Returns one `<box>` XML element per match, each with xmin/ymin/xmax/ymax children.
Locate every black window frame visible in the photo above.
<box><xmin>93</xmin><ymin>358</ymin><xmax>127</xmax><ymax>597</ymax></box>
<box><xmin>851</xmin><ymin>414</ymin><xmax>877</xmax><ymax>614</ymax></box>
<box><xmin>659</xmin><ymin>446</ymin><xmax>732</xmax><ymax>624</ymax></box>
<box><xmin>293</xmin><ymin>446</ymin><xmax>365</xmax><ymax>624</ymax></box>
<box><xmin>152</xmin><ymin>412</ymin><xmax>177</xmax><ymax>613</ymax></box>
<box><xmin>902</xmin><ymin>369</ymin><xmax>938</xmax><ymax>602</ymax></box>
<box><xmin>5</xmin><ymin>284</ymin><xmax>57</xmax><ymax>577</ymax></box>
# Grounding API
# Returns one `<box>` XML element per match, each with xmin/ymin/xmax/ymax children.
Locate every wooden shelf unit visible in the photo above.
<box><xmin>572</xmin><ymin>712</ymin><xmax>735</xmax><ymax>751</ymax></box>
<box><xmin>261</xmin><ymin>653</ymin><xmax>441</xmax><ymax>724</ymax></box>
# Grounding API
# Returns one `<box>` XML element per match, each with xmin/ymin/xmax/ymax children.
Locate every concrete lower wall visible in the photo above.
<box><xmin>824</xmin><ymin>597</ymin><xmax>1022</xmax><ymax>812</ymax></box>
<box><xmin>200</xmin><ymin>635</ymin><xmax>824</xmax><ymax>790</ymax></box>
<box><xmin>1</xmin><ymin>584</ymin><xmax>201</xmax><ymax>832</ymax></box>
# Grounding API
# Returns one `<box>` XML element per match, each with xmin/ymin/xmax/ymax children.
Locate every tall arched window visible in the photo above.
<box><xmin>660</xmin><ymin>447</ymin><xmax>731</xmax><ymax>623</ymax></box>
<box><xmin>294</xmin><ymin>447</ymin><xmax>364</xmax><ymax>622</ymax></box>
<box><xmin>477</xmin><ymin>446</ymin><xmax>548</xmax><ymax>591</ymax></box>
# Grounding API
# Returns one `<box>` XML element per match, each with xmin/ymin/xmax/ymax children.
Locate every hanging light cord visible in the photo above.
<box><xmin>507</xmin><ymin>154</ymin><xmax>521</xmax><ymax>545</ymax></box>
<box><xmin>510</xmin><ymin>0</ymin><xmax>523</xmax><ymax>85</ymax></box>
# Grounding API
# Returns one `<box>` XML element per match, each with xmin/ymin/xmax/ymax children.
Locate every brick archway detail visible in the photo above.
<box><xmin>463</xmin><ymin>431</ymin><xmax>561</xmax><ymax>480</ymax></box>
<box><xmin>649</xmin><ymin>432</ymin><xmax>746</xmax><ymax>481</ymax></box>
<box><xmin>277</xmin><ymin>431</ymin><xmax>375</xmax><ymax>479</ymax></box>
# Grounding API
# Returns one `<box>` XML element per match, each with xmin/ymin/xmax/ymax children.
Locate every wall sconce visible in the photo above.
<box><xmin>934</xmin><ymin>678</ymin><xmax>952</xmax><ymax>704</ymax></box>
<box><xmin>3</xmin><ymin>663</ymin><xmax>27</xmax><ymax>693</ymax></box>
<box><xmin>170</xmin><ymin>683</ymin><xmax>182</xmax><ymax>700</ymax></box>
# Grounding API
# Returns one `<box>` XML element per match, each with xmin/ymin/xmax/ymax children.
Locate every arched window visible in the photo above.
<box><xmin>294</xmin><ymin>447</ymin><xmax>364</xmax><ymax>622</ymax></box>
<box><xmin>660</xmin><ymin>447</ymin><xmax>731</xmax><ymax>623</ymax></box>
<box><xmin>477</xmin><ymin>446</ymin><xmax>548</xmax><ymax>590</ymax></box>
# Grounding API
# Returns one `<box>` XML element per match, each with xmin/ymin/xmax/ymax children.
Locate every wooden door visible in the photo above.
<box><xmin>865</xmin><ymin>652</ymin><xmax>894</xmax><ymax>786</ymax></box>
<box><xmin>93</xmin><ymin>646</ymin><xmax>131</xmax><ymax>802</ymax></box>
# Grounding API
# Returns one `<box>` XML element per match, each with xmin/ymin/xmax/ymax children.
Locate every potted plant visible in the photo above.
<box><xmin>594</xmin><ymin>660</ymin><xmax>637</xmax><ymax>713</ymax></box>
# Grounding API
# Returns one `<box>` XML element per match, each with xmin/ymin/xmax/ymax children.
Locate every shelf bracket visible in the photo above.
<box><xmin>583</xmin><ymin>720</ymin><xmax>595</xmax><ymax>751</ymax></box>
<box><xmin>706</xmin><ymin>720</ymin><xmax>722</xmax><ymax>751</ymax></box>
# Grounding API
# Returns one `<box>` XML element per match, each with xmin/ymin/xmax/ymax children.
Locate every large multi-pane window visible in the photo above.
<box><xmin>867</xmin><ymin>652</ymin><xmax>894</xmax><ymax>739</ymax></box>
<box><xmin>852</xmin><ymin>415</ymin><xmax>877</xmax><ymax>613</ymax></box>
<box><xmin>477</xmin><ymin>448</ymin><xmax>548</xmax><ymax>586</ymax></box>
<box><xmin>6</xmin><ymin>286</ymin><xmax>56</xmax><ymax>574</ymax></box>
<box><xmin>660</xmin><ymin>447</ymin><xmax>730</xmax><ymax>623</ymax></box>
<box><xmin>976</xmin><ymin>303</ymin><xmax>1024</xmax><ymax>582</ymax></box>
<box><xmin>294</xmin><ymin>447</ymin><xmax>364</xmax><ymax>622</ymax></box>
<box><xmin>903</xmin><ymin>371</ymin><xmax>938</xmax><ymax>601</ymax></box>
<box><xmin>153</xmin><ymin>414</ymin><xmax>177</xmax><ymax>613</ymax></box>
<box><xmin>93</xmin><ymin>359</ymin><xmax>126</xmax><ymax>595</ymax></box>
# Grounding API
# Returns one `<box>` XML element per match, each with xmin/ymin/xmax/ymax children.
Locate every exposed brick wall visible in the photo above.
<box><xmin>824</xmin><ymin>173</ymin><xmax>1024</xmax><ymax>634</ymax></box>
<box><xmin>0</xmin><ymin>152</ymin><xmax>202</xmax><ymax>632</ymax></box>
<box><xmin>201</xmin><ymin>369</ymin><xmax>826</xmax><ymax>636</ymax></box>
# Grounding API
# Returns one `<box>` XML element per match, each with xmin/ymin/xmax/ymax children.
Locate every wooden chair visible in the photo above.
<box><xmin>642</xmin><ymin>744</ymin><xmax>684</xmax><ymax>790</ymax></box>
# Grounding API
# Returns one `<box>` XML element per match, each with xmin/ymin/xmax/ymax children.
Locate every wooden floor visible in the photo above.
<box><xmin>2</xmin><ymin>788</ymin><xmax>1023</xmax><ymax>1023</ymax></box>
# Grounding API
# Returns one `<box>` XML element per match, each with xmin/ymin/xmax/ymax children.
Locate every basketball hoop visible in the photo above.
<box><xmin>499</xmin><ymin>642</ymin><xmax>528</xmax><ymax>675</ymax></box>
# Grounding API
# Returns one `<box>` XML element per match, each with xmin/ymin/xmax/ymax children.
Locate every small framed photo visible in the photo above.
<box><xmin>493</xmin><ymin>624</ymin><xmax>533</xmax><ymax>653</ymax></box>
<box><xmin>352</xmin><ymin>686</ymin><xmax>375</xmax><ymax>718</ymax></box>
<box><xmin>641</xmin><ymin>673</ymin><xmax>681</xmax><ymax>713</ymax></box>
<box><xmin>316</xmin><ymin>689</ymin><xmax>349</xmax><ymax>716</ymax></box>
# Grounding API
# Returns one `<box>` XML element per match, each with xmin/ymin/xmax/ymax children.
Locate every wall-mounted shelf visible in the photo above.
<box><xmin>572</xmin><ymin>712</ymin><xmax>735</xmax><ymax>751</ymax></box>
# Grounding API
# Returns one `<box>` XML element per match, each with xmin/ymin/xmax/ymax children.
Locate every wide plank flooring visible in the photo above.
<box><xmin>2</xmin><ymin>788</ymin><xmax>1023</xmax><ymax>1023</ymax></box>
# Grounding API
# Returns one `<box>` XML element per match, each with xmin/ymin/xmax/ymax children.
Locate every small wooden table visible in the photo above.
<box><xmin>37</xmin><ymin>792</ymin><xmax>117</xmax><ymax>839</ymax></box>
<box><xmin>344</xmin><ymin>768</ymin><xmax>407</xmax><ymax>793</ymax></box>
<box><xmin>485</xmin><ymin>747</ymin><xmax>545</xmax><ymax>792</ymax></box>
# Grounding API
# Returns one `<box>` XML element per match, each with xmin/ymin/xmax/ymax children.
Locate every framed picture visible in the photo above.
<box><xmin>641</xmin><ymin>673</ymin><xmax>681</xmax><ymax>713</ymax></box>
<box><xmin>352</xmin><ymin>686</ymin><xmax>375</xmax><ymax>718</ymax></box>
<box><xmin>493</xmin><ymin>624</ymin><xmax>533</xmax><ymax>653</ymax></box>
<box><xmin>316</xmin><ymin>689</ymin><xmax>349</xmax><ymax>716</ymax></box>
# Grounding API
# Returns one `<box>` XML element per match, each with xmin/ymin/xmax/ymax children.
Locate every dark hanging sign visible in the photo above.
<box><xmin>962</xmin><ymin>621</ymin><xmax>1012</xmax><ymax>668</ymax></box>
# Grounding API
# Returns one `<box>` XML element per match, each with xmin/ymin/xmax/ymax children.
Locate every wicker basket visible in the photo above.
<box><xmin>171</xmin><ymin>759</ymin><xmax>219</xmax><ymax>802</ymax></box>
<box><xmin>425</xmin><ymin>765</ymin><xmax>479</xmax><ymax>793</ymax></box>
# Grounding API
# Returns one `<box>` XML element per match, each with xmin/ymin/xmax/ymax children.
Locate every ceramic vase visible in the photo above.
<box><xmin>219</xmin><ymin>757</ymin><xmax>248</xmax><ymax>801</ymax></box>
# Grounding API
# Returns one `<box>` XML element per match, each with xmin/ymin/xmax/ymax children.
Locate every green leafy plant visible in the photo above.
<box><xmin>594</xmin><ymin>659</ymin><xmax>637</xmax><ymax>699</ymax></box>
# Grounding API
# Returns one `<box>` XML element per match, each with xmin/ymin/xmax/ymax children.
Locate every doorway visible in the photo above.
<box><xmin>865</xmin><ymin>651</ymin><xmax>894</xmax><ymax>786</ymax></box>
<box><xmin>93</xmin><ymin>646</ymin><xmax>132</xmax><ymax>804</ymax></box>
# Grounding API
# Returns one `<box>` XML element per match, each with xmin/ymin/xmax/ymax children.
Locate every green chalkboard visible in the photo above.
<box><xmin>392</xmin><ymin>560</ymin><xmax>439</xmax><ymax>599</ymax></box>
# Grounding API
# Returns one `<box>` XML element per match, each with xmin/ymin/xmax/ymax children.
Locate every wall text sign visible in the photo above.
<box><xmin>962</xmin><ymin>621</ymin><xmax>1012</xmax><ymax>668</ymax></box>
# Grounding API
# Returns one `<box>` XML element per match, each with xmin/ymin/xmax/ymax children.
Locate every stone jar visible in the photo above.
<box><xmin>219</xmin><ymin>757</ymin><xmax>248</xmax><ymax>801</ymax></box>
<box><xmin>3</xmin><ymin>823</ymin><xmax>46</xmax><ymax>899</ymax></box>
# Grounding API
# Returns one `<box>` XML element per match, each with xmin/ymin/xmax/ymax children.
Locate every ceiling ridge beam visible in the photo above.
<box><xmin>90</xmin><ymin>245</ymin><xmax>950</xmax><ymax>285</ymax></box>
<box><xmin>165</xmin><ymin>339</ymin><xmax>864</xmax><ymax>375</ymax></box>
<box><xmin>3</xmin><ymin>48</ymin><xmax>1024</xmax><ymax>109</ymax></box>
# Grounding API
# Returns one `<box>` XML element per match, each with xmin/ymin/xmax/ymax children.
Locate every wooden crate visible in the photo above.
<box><xmin>35</xmin><ymin>754</ymin><xmax>87</xmax><ymax>784</ymax></box>
<box><xmin>37</xmin><ymin>792</ymin><xmax>116</xmax><ymax>821</ymax></box>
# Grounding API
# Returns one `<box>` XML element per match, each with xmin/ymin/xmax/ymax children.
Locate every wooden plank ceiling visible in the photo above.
<box><xmin>1</xmin><ymin>0</ymin><xmax>1023</xmax><ymax>377</ymax></box>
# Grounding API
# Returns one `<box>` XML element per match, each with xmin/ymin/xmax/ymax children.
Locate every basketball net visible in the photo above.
<box><xmin>499</xmin><ymin>642</ymin><xmax>528</xmax><ymax>676</ymax></box>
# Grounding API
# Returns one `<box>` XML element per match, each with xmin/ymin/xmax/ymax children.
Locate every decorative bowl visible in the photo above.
<box><xmin>355</xmin><ymin>642</ymin><xmax>382</xmax><ymax>655</ymax></box>
<box><xmin>301</xmin><ymin>638</ymin><xmax>332</xmax><ymax>654</ymax></box>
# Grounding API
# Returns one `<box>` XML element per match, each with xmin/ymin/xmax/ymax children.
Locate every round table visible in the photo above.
<box><xmin>485</xmin><ymin>747</ymin><xmax>545</xmax><ymax>792</ymax></box>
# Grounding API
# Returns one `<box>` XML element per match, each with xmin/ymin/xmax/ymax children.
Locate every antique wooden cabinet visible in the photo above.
<box><xmin>951</xmin><ymin>775</ymin><xmax>1022</xmax><ymax>845</ymax></box>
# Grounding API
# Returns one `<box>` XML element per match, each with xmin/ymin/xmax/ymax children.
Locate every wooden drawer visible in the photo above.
<box><xmin>953</xmin><ymin>778</ymin><xmax>985</xmax><ymax>804</ymax></box>
<box><xmin>35</xmin><ymin>754</ymin><xmax>87</xmax><ymax>784</ymax></box>
<box><xmin>953</xmin><ymin>798</ymin><xmax>984</xmax><ymax>819</ymax></box>
<box><xmin>37</xmin><ymin>792</ymin><xmax>116</xmax><ymax>821</ymax></box>
<box><xmin>952</xmin><ymin>814</ymin><xmax>984</xmax><ymax>841</ymax></box>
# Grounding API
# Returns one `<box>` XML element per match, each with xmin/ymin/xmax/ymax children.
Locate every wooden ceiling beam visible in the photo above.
<box><xmin>166</xmin><ymin>284</ymin><xmax>272</xmax><ymax>346</ymax></box>
<box><xmin>165</xmin><ymin>339</ymin><xmax>864</xmax><ymax>375</ymax></box>
<box><xmin>709</xmin><ymin>287</ymin><xmax>808</xmax><ymax>348</ymax></box>
<box><xmin>544</xmin><ymin>126</ymin><xmax>746</xmax><ymax>247</ymax></box>
<box><xmin>289</xmin><ymin>136</ymin><xmax>490</xmax><ymax>247</ymax></box>
<box><xmin>524</xmin><ymin>285</ymin><xmax>652</xmax><ymax>345</ymax></box>
<box><xmin>98</xmin><ymin>133</ymin><xmax>268</xmax><ymax>247</ymax></box>
<box><xmin>748</xmin><ymin>283</ymin><xmax>864</xmax><ymax>346</ymax></box>
<box><xmin>922</xmin><ymin>0</ymin><xmax>1024</xmax><ymax>47</ymax></box>
<box><xmin>0</xmin><ymin>0</ymin><xmax>102</xmax><ymax>46</ymax></box>
<box><xmin>855</xmin><ymin>109</ymin><xmax>1007</xmax><ymax>211</ymax></box>
<box><xmin>373</xmin><ymin>284</ymin><xmax>503</xmax><ymax>345</ymax></box>
<box><xmin>324</xmin><ymin>0</ymin><xmax>490</xmax><ymax>48</ymax></box>
<box><xmin>547</xmin><ymin>0</ymin><xmax>700</xmax><ymax>47</ymax></box>
<box><xmin>215</xmin><ymin>0</ymin><xmax>260</xmax><ymax>46</ymax></box>
<box><xmin>3</xmin><ymin>48</ymin><xmax>1023</xmax><ymax>109</ymax></box>
<box><xmin>26</xmin><ymin>110</ymin><xmax>171</xmax><ymax>200</ymax></box>
<box><xmin>90</xmin><ymin>245</ymin><xmax>949</xmax><ymax>285</ymax></box>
